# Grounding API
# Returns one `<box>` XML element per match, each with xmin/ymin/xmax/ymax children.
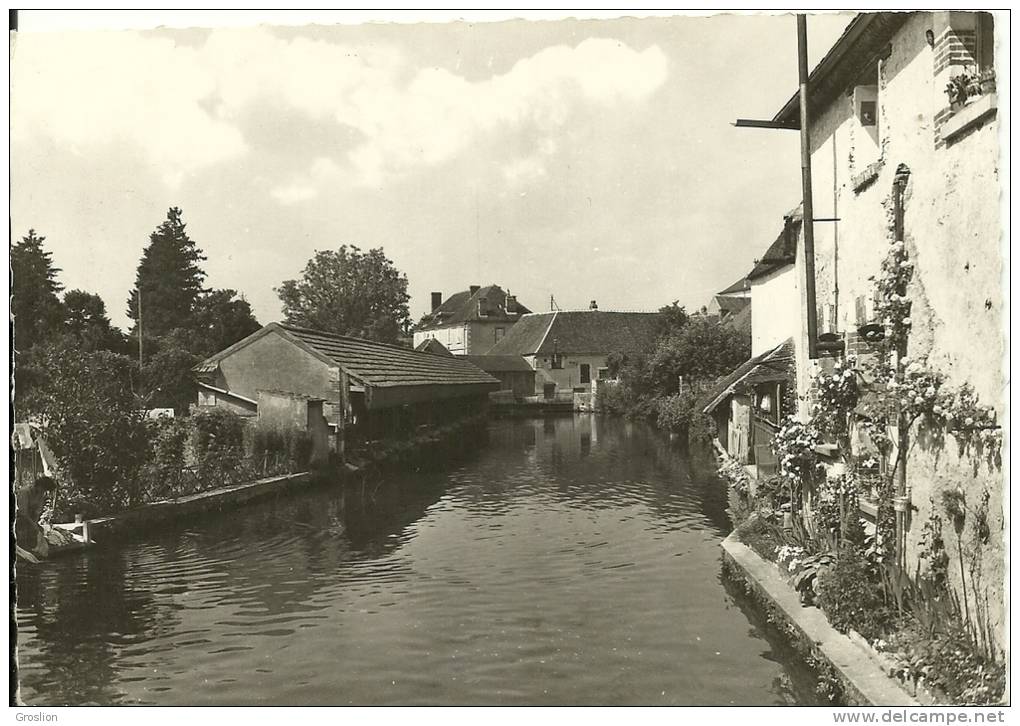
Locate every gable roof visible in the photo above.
<box><xmin>714</xmin><ymin>296</ymin><xmax>751</xmax><ymax>315</ymax></box>
<box><xmin>417</xmin><ymin>285</ymin><xmax>532</xmax><ymax>329</ymax></box>
<box><xmin>461</xmin><ymin>355</ymin><xmax>535</xmax><ymax>373</ymax></box>
<box><xmin>415</xmin><ymin>338</ymin><xmax>454</xmax><ymax>356</ymax></box>
<box><xmin>717</xmin><ymin>276</ymin><xmax>751</xmax><ymax>296</ymax></box>
<box><xmin>194</xmin><ymin>323</ymin><xmax>499</xmax><ymax>389</ymax></box>
<box><xmin>722</xmin><ymin>301</ymin><xmax>753</xmax><ymax>338</ymax></box>
<box><xmin>772</xmin><ymin>13</ymin><xmax>909</xmax><ymax>128</ymax></box>
<box><xmin>488</xmin><ymin>310</ymin><xmax>663</xmax><ymax>357</ymax></box>
<box><xmin>747</xmin><ymin>208</ymin><xmax>802</xmax><ymax>282</ymax></box>
<box><xmin>702</xmin><ymin>338</ymin><xmax>795</xmax><ymax>414</ymax></box>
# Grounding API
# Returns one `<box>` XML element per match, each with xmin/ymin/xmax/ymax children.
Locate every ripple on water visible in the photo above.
<box><xmin>15</xmin><ymin>416</ymin><xmax>822</xmax><ymax>706</ymax></box>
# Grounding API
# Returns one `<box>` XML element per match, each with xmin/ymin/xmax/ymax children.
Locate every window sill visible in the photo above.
<box><xmin>942</xmin><ymin>93</ymin><xmax>998</xmax><ymax>144</ymax></box>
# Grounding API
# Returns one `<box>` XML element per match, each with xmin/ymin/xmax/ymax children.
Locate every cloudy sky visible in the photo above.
<box><xmin>11</xmin><ymin>11</ymin><xmax>853</xmax><ymax>330</ymax></box>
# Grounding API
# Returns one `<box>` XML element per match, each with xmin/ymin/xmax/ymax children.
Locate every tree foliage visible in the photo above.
<box><xmin>12</xmin><ymin>229</ymin><xmax>65</xmax><ymax>352</ymax></box>
<box><xmin>276</xmin><ymin>245</ymin><xmax>410</xmax><ymax>343</ymax></box>
<box><xmin>191</xmin><ymin>288</ymin><xmax>261</xmax><ymax>357</ymax></box>
<box><xmin>24</xmin><ymin>342</ymin><xmax>149</xmax><ymax>518</ymax></box>
<box><xmin>142</xmin><ymin>339</ymin><xmax>201</xmax><ymax>414</ymax></box>
<box><xmin>127</xmin><ymin>207</ymin><xmax>207</xmax><ymax>339</ymax></box>
<box><xmin>649</xmin><ymin>315</ymin><xmax>751</xmax><ymax>394</ymax></box>
<box><xmin>63</xmin><ymin>289</ymin><xmax>126</xmax><ymax>353</ymax></box>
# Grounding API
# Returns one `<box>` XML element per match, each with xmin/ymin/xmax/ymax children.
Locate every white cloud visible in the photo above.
<box><xmin>11</xmin><ymin>30</ymin><xmax>247</xmax><ymax>186</ymax></box>
<box><xmin>11</xmin><ymin>27</ymin><xmax>668</xmax><ymax>193</ymax></box>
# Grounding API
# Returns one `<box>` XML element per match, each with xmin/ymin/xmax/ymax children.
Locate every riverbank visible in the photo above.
<box><xmin>41</xmin><ymin>413</ymin><xmax>490</xmax><ymax>550</ymax></box>
<box><xmin>721</xmin><ymin>531</ymin><xmax>920</xmax><ymax>706</ymax></box>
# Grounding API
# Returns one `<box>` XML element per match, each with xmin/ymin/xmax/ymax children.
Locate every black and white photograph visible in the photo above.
<box><xmin>8</xmin><ymin>8</ymin><xmax>1009</xmax><ymax>712</ymax></box>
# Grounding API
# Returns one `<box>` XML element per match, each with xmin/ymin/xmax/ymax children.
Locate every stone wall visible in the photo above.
<box><xmin>792</xmin><ymin>12</ymin><xmax>1004</xmax><ymax>651</ymax></box>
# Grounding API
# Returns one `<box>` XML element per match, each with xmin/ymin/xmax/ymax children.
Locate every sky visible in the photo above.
<box><xmin>10</xmin><ymin>10</ymin><xmax>853</xmax><ymax>331</ymax></box>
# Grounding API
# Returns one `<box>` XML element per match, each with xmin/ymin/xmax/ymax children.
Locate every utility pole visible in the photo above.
<box><xmin>797</xmin><ymin>14</ymin><xmax>819</xmax><ymax>359</ymax></box>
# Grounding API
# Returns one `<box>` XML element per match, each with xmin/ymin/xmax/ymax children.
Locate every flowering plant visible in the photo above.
<box><xmin>814</xmin><ymin>357</ymin><xmax>861</xmax><ymax>441</ymax></box>
<box><xmin>870</xmin><ymin>238</ymin><xmax>914</xmax><ymax>352</ymax></box>
<box><xmin>772</xmin><ymin>417</ymin><xmax>822</xmax><ymax>487</ymax></box>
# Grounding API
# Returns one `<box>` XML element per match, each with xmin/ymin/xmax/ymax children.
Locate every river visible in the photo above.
<box><xmin>15</xmin><ymin>415</ymin><xmax>822</xmax><ymax>706</ymax></box>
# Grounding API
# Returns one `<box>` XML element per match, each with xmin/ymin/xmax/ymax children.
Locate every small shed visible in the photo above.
<box><xmin>461</xmin><ymin>355</ymin><xmax>536</xmax><ymax>398</ymax></box>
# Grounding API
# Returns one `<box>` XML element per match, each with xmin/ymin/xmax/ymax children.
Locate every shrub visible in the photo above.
<box><xmin>252</xmin><ymin>427</ymin><xmax>315</xmax><ymax>474</ymax></box>
<box><xmin>139</xmin><ymin>417</ymin><xmax>191</xmax><ymax>500</ymax></box>
<box><xmin>23</xmin><ymin>343</ymin><xmax>150</xmax><ymax>518</ymax></box>
<box><xmin>816</xmin><ymin>545</ymin><xmax>894</xmax><ymax>641</ymax></box>
<box><xmin>191</xmin><ymin>408</ymin><xmax>247</xmax><ymax>487</ymax></box>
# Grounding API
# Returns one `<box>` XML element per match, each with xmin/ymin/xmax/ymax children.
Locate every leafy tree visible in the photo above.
<box><xmin>126</xmin><ymin>207</ymin><xmax>207</xmax><ymax>339</ymax></box>
<box><xmin>276</xmin><ymin>245</ymin><xmax>410</xmax><ymax>343</ymax></box>
<box><xmin>63</xmin><ymin>289</ymin><xmax>126</xmax><ymax>353</ymax></box>
<box><xmin>658</xmin><ymin>300</ymin><xmax>690</xmax><ymax>338</ymax></box>
<box><xmin>24</xmin><ymin>341</ymin><xmax>149</xmax><ymax>518</ymax></box>
<box><xmin>649</xmin><ymin>315</ymin><xmax>751</xmax><ymax>393</ymax></box>
<box><xmin>192</xmin><ymin>288</ymin><xmax>260</xmax><ymax>357</ymax></box>
<box><xmin>11</xmin><ymin>229</ymin><xmax>65</xmax><ymax>352</ymax></box>
<box><xmin>142</xmin><ymin>339</ymin><xmax>201</xmax><ymax>415</ymax></box>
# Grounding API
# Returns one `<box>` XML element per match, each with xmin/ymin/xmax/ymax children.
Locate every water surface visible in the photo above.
<box><xmin>15</xmin><ymin>415</ymin><xmax>820</xmax><ymax>705</ymax></box>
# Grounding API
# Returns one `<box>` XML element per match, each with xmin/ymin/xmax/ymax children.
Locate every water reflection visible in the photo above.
<box><xmin>16</xmin><ymin>415</ymin><xmax>819</xmax><ymax>706</ymax></box>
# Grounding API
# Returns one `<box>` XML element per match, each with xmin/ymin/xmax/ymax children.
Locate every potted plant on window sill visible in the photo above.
<box><xmin>945</xmin><ymin>70</ymin><xmax>972</xmax><ymax>112</ymax></box>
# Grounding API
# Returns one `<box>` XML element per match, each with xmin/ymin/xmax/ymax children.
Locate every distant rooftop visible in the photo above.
<box><xmin>489</xmin><ymin>310</ymin><xmax>663</xmax><ymax>357</ymax></box>
<box><xmin>417</xmin><ymin>284</ymin><xmax>531</xmax><ymax>330</ymax></box>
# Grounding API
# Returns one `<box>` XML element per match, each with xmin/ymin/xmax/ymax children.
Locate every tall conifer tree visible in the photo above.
<box><xmin>126</xmin><ymin>207</ymin><xmax>207</xmax><ymax>340</ymax></box>
<box><xmin>11</xmin><ymin>229</ymin><xmax>65</xmax><ymax>352</ymax></box>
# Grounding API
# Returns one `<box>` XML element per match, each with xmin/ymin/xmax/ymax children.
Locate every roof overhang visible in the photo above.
<box><xmin>772</xmin><ymin>13</ymin><xmax>909</xmax><ymax>127</ymax></box>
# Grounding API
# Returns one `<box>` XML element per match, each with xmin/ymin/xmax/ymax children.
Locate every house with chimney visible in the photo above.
<box><xmin>488</xmin><ymin>308</ymin><xmax>662</xmax><ymax>402</ymax></box>
<box><xmin>413</xmin><ymin>285</ymin><xmax>532</xmax><ymax>355</ymax></box>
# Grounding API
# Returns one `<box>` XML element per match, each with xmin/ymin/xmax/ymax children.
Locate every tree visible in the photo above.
<box><xmin>63</xmin><ymin>289</ymin><xmax>126</xmax><ymax>353</ymax></box>
<box><xmin>12</xmin><ymin>229</ymin><xmax>65</xmax><ymax>352</ymax></box>
<box><xmin>192</xmin><ymin>288</ymin><xmax>261</xmax><ymax>357</ymax></box>
<box><xmin>142</xmin><ymin>341</ymin><xmax>201</xmax><ymax>415</ymax></box>
<box><xmin>276</xmin><ymin>245</ymin><xmax>410</xmax><ymax>343</ymax></box>
<box><xmin>126</xmin><ymin>207</ymin><xmax>207</xmax><ymax>340</ymax></box>
<box><xmin>658</xmin><ymin>300</ymin><xmax>690</xmax><ymax>338</ymax></box>
<box><xmin>649</xmin><ymin>315</ymin><xmax>751</xmax><ymax>393</ymax></box>
<box><xmin>24</xmin><ymin>341</ymin><xmax>149</xmax><ymax>518</ymax></box>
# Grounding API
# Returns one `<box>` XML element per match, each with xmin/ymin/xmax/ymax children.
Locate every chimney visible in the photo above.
<box><xmin>589</xmin><ymin>300</ymin><xmax>598</xmax><ymax>310</ymax></box>
<box><xmin>469</xmin><ymin>285</ymin><xmax>480</xmax><ymax>295</ymax></box>
<box><xmin>431</xmin><ymin>292</ymin><xmax>442</xmax><ymax>311</ymax></box>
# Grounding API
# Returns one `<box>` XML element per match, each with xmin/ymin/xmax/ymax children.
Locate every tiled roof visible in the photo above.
<box><xmin>488</xmin><ymin>310</ymin><xmax>663</xmax><ymax>357</ymax></box>
<box><xmin>747</xmin><ymin>210</ymin><xmax>802</xmax><ymax>282</ymax></box>
<box><xmin>193</xmin><ymin>323</ymin><xmax>498</xmax><ymax>390</ymax></box>
<box><xmin>461</xmin><ymin>354</ymin><xmax>535</xmax><ymax>373</ymax></box>
<box><xmin>773</xmin><ymin>13</ymin><xmax>908</xmax><ymax>127</ymax></box>
<box><xmin>702</xmin><ymin>339</ymin><xmax>795</xmax><ymax>414</ymax></box>
<box><xmin>417</xmin><ymin>285</ymin><xmax>532</xmax><ymax>329</ymax></box>
<box><xmin>723</xmin><ymin>302</ymin><xmax>752</xmax><ymax>337</ymax></box>
<box><xmin>715</xmin><ymin>296</ymin><xmax>751</xmax><ymax>315</ymax></box>
<box><xmin>278</xmin><ymin>324</ymin><xmax>498</xmax><ymax>388</ymax></box>
<box><xmin>717</xmin><ymin>276</ymin><xmax>750</xmax><ymax>296</ymax></box>
<box><xmin>415</xmin><ymin>338</ymin><xmax>454</xmax><ymax>356</ymax></box>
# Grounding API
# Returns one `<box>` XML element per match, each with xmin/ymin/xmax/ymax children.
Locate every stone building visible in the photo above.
<box><xmin>193</xmin><ymin>322</ymin><xmax>500</xmax><ymax>444</ymax></box>
<box><xmin>413</xmin><ymin>285</ymin><xmax>532</xmax><ymax>355</ymax></box>
<box><xmin>488</xmin><ymin>310</ymin><xmax>662</xmax><ymax>399</ymax></box>
<box><xmin>743</xmin><ymin>11</ymin><xmax>1003</xmax><ymax>651</ymax></box>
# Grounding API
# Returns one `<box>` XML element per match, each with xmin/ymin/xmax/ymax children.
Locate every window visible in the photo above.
<box><xmin>976</xmin><ymin>12</ymin><xmax>994</xmax><ymax>71</ymax></box>
<box><xmin>551</xmin><ymin>354</ymin><xmax>563</xmax><ymax>370</ymax></box>
<box><xmin>494</xmin><ymin>327</ymin><xmax>505</xmax><ymax>344</ymax></box>
<box><xmin>580</xmin><ymin>364</ymin><xmax>591</xmax><ymax>384</ymax></box>
<box><xmin>853</xmin><ymin>82</ymin><xmax>880</xmax><ymax>163</ymax></box>
<box><xmin>597</xmin><ymin>367</ymin><xmax>610</xmax><ymax>380</ymax></box>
